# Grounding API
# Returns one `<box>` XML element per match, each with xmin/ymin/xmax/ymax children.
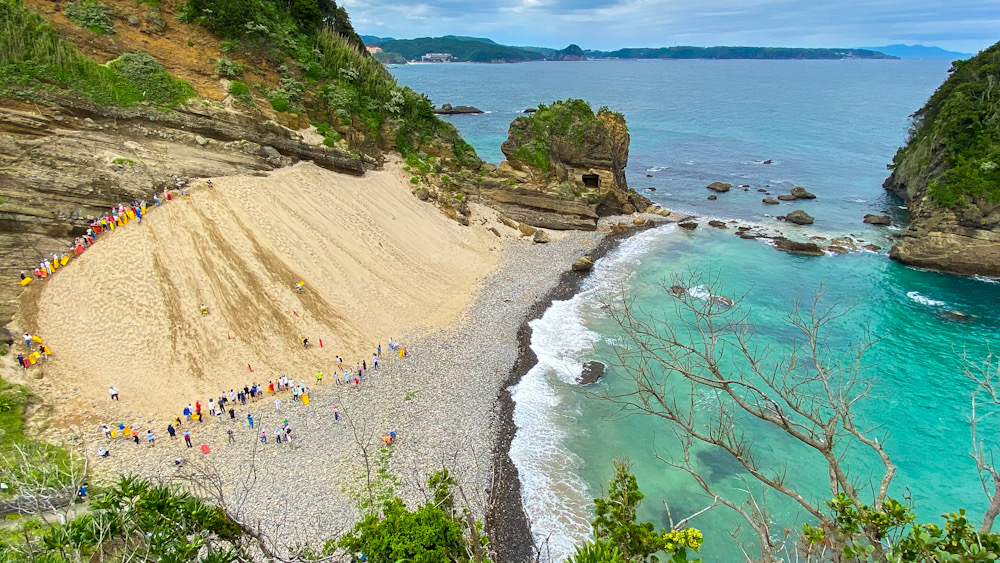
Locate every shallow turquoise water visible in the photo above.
<box><xmin>390</xmin><ymin>59</ymin><xmax>1000</xmax><ymax>561</ymax></box>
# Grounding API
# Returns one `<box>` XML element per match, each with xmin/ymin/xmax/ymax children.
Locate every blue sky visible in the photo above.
<box><xmin>343</xmin><ymin>0</ymin><xmax>997</xmax><ymax>53</ymax></box>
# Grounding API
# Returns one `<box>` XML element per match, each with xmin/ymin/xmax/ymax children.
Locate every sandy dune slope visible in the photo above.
<box><xmin>31</xmin><ymin>161</ymin><xmax>499</xmax><ymax>419</ymax></box>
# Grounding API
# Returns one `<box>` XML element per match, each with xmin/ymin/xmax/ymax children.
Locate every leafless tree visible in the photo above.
<box><xmin>595</xmin><ymin>273</ymin><xmax>897</xmax><ymax>562</ymax></box>
<box><xmin>962</xmin><ymin>349</ymin><xmax>1000</xmax><ymax>532</ymax></box>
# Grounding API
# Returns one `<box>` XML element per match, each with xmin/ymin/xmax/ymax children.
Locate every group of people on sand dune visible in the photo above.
<box><xmin>19</xmin><ymin>199</ymin><xmax>155</xmax><ymax>285</ymax></box>
<box><xmin>13</xmin><ymin>331</ymin><xmax>51</xmax><ymax>371</ymax></box>
<box><xmin>94</xmin><ymin>340</ymin><xmax>405</xmax><ymax>459</ymax></box>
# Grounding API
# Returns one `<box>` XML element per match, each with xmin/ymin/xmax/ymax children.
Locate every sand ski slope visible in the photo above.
<box><xmin>30</xmin><ymin>161</ymin><xmax>499</xmax><ymax>418</ymax></box>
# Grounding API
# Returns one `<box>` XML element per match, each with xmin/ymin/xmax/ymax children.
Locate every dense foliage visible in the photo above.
<box><xmin>508</xmin><ymin>98</ymin><xmax>617</xmax><ymax>173</ymax></box>
<box><xmin>0</xmin><ymin>477</ymin><xmax>246</xmax><ymax>562</ymax></box>
<box><xmin>368</xmin><ymin>37</ymin><xmax>544</xmax><ymax>63</ymax></box>
<box><xmin>65</xmin><ymin>0</ymin><xmax>115</xmax><ymax>35</ymax></box>
<box><xmin>571</xmin><ymin>459</ymin><xmax>704</xmax><ymax>563</ymax></box>
<box><xmin>178</xmin><ymin>0</ymin><xmax>476</xmax><ymax>161</ymax></box>
<box><xmin>588</xmin><ymin>46</ymin><xmax>895</xmax><ymax>60</ymax></box>
<box><xmin>0</xmin><ymin>0</ymin><xmax>193</xmax><ymax>105</ymax></box>
<box><xmin>890</xmin><ymin>42</ymin><xmax>1000</xmax><ymax>206</ymax></box>
<box><xmin>0</xmin><ymin>377</ymin><xmax>75</xmax><ymax>501</ymax></box>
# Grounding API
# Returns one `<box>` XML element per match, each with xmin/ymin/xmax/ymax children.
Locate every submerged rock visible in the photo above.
<box><xmin>707</xmin><ymin>194</ymin><xmax>717</xmax><ymax>200</ymax></box>
<box><xmin>579</xmin><ymin>361</ymin><xmax>606</xmax><ymax>384</ymax></box>
<box><xmin>773</xmin><ymin>237</ymin><xmax>824</xmax><ymax>256</ymax></box>
<box><xmin>763</xmin><ymin>197</ymin><xmax>780</xmax><ymax>205</ymax></box>
<box><xmin>678</xmin><ymin>222</ymin><xmax>698</xmax><ymax>230</ymax></box>
<box><xmin>708</xmin><ymin>220</ymin><xmax>727</xmax><ymax>229</ymax></box>
<box><xmin>777</xmin><ymin>194</ymin><xmax>797</xmax><ymax>201</ymax></box>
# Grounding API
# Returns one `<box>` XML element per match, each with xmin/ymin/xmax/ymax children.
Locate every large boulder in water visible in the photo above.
<box><xmin>579</xmin><ymin>361</ymin><xmax>606</xmax><ymax>384</ymax></box>
<box><xmin>786</xmin><ymin>209</ymin><xmax>815</xmax><ymax>225</ymax></box>
<box><xmin>707</xmin><ymin>182</ymin><xmax>732</xmax><ymax>193</ymax></box>
<box><xmin>791</xmin><ymin>186</ymin><xmax>816</xmax><ymax>199</ymax></box>
<box><xmin>485</xmin><ymin>99</ymin><xmax>651</xmax><ymax>229</ymax></box>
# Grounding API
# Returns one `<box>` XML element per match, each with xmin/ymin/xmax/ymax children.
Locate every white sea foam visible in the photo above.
<box><xmin>907</xmin><ymin>291</ymin><xmax>946</xmax><ymax>307</ymax></box>
<box><xmin>646</xmin><ymin>166</ymin><xmax>670</xmax><ymax>172</ymax></box>
<box><xmin>687</xmin><ymin>285</ymin><xmax>711</xmax><ymax>300</ymax></box>
<box><xmin>510</xmin><ymin>225</ymin><xmax>676</xmax><ymax>562</ymax></box>
<box><xmin>974</xmin><ymin>275</ymin><xmax>1000</xmax><ymax>285</ymax></box>
<box><xmin>683</xmin><ymin>160</ymin><xmax>695</xmax><ymax>165</ymax></box>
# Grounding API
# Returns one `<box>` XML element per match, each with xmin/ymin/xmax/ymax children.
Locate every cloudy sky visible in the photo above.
<box><xmin>342</xmin><ymin>0</ymin><xmax>997</xmax><ymax>53</ymax></box>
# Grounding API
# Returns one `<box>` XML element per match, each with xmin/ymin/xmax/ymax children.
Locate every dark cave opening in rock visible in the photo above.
<box><xmin>582</xmin><ymin>174</ymin><xmax>600</xmax><ymax>189</ymax></box>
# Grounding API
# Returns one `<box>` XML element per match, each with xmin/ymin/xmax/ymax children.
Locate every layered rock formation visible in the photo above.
<box><xmin>487</xmin><ymin>99</ymin><xmax>655</xmax><ymax>230</ymax></box>
<box><xmin>883</xmin><ymin>42</ymin><xmax>1000</xmax><ymax>276</ymax></box>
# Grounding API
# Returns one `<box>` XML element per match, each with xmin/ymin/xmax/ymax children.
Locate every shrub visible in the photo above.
<box><xmin>106</xmin><ymin>52</ymin><xmax>194</xmax><ymax>105</ymax></box>
<box><xmin>314</xmin><ymin>121</ymin><xmax>332</xmax><ymax>136</ymax></box>
<box><xmin>215</xmin><ymin>57</ymin><xmax>244</xmax><ymax>78</ymax></box>
<box><xmin>270</xmin><ymin>96</ymin><xmax>289</xmax><ymax>112</ymax></box>
<box><xmin>0</xmin><ymin>343</ymin><xmax>8</xmax><ymax>357</ymax></box>
<box><xmin>65</xmin><ymin>0</ymin><xmax>115</xmax><ymax>34</ymax></box>
<box><xmin>227</xmin><ymin>80</ymin><xmax>253</xmax><ymax>104</ymax></box>
<box><xmin>322</xmin><ymin>136</ymin><xmax>335</xmax><ymax>147</ymax></box>
<box><xmin>410</xmin><ymin>176</ymin><xmax>419</xmax><ymax>184</ymax></box>
<box><xmin>111</xmin><ymin>157</ymin><xmax>134</xmax><ymax>165</ymax></box>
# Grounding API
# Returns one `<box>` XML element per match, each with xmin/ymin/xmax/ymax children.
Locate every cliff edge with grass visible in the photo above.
<box><xmin>0</xmin><ymin>0</ymin><xmax>478</xmax><ymax>323</ymax></box>
<box><xmin>884</xmin><ymin>42</ymin><xmax>1000</xmax><ymax>276</ymax></box>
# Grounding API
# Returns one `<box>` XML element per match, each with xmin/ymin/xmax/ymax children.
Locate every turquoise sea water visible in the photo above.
<box><xmin>391</xmin><ymin>60</ymin><xmax>1000</xmax><ymax>561</ymax></box>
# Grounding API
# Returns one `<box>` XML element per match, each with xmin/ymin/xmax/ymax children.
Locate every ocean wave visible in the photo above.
<box><xmin>510</xmin><ymin>225</ymin><xmax>677</xmax><ymax>561</ymax></box>
<box><xmin>907</xmin><ymin>291</ymin><xmax>946</xmax><ymax>307</ymax></box>
<box><xmin>646</xmin><ymin>166</ymin><xmax>669</xmax><ymax>172</ymax></box>
<box><xmin>974</xmin><ymin>275</ymin><xmax>1000</xmax><ymax>285</ymax></box>
<box><xmin>683</xmin><ymin>160</ymin><xmax>695</xmax><ymax>165</ymax></box>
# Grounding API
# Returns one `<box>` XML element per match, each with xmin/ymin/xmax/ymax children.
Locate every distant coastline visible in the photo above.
<box><xmin>365</xmin><ymin>35</ymin><xmax>900</xmax><ymax>64</ymax></box>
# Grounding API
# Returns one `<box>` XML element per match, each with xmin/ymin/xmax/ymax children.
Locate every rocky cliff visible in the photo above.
<box><xmin>883</xmin><ymin>42</ymin><xmax>1000</xmax><ymax>276</ymax></box>
<box><xmin>0</xmin><ymin>0</ymin><xmax>475</xmax><ymax>323</ymax></box>
<box><xmin>488</xmin><ymin>99</ymin><xmax>655</xmax><ymax>230</ymax></box>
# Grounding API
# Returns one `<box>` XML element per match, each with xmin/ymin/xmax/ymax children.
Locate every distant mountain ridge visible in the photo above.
<box><xmin>362</xmin><ymin>34</ymin><xmax>901</xmax><ymax>62</ymax></box>
<box><xmin>861</xmin><ymin>44</ymin><xmax>973</xmax><ymax>59</ymax></box>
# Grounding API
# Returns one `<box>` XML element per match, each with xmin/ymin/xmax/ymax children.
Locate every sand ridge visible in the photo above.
<box><xmin>30</xmin><ymin>161</ymin><xmax>499</xmax><ymax>420</ymax></box>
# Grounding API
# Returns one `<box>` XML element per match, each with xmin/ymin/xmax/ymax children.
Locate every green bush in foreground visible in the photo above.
<box><xmin>65</xmin><ymin>0</ymin><xmax>115</xmax><ymax>35</ymax></box>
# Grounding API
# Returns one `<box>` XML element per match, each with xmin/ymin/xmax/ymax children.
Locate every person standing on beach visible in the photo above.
<box><xmin>22</xmin><ymin>332</ymin><xmax>32</xmax><ymax>350</ymax></box>
<box><xmin>259</xmin><ymin>429</ymin><xmax>267</xmax><ymax>443</ymax></box>
<box><xmin>373</xmin><ymin>354</ymin><xmax>379</xmax><ymax>371</ymax></box>
<box><xmin>108</xmin><ymin>385</ymin><xmax>119</xmax><ymax>400</ymax></box>
<box><xmin>227</xmin><ymin>428</ymin><xmax>236</xmax><ymax>445</ymax></box>
<box><xmin>167</xmin><ymin>424</ymin><xmax>176</xmax><ymax>440</ymax></box>
<box><xmin>274</xmin><ymin>399</ymin><xmax>281</xmax><ymax>413</ymax></box>
<box><xmin>316</xmin><ymin>371</ymin><xmax>323</xmax><ymax>384</ymax></box>
<box><xmin>183</xmin><ymin>430</ymin><xmax>192</xmax><ymax>448</ymax></box>
<box><xmin>146</xmin><ymin>430</ymin><xmax>155</xmax><ymax>447</ymax></box>
<box><xmin>274</xmin><ymin>427</ymin><xmax>283</xmax><ymax>443</ymax></box>
<box><xmin>247</xmin><ymin>413</ymin><xmax>254</xmax><ymax>429</ymax></box>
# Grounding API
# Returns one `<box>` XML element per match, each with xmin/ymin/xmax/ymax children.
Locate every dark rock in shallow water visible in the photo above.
<box><xmin>707</xmin><ymin>181</ymin><xmax>732</xmax><ymax>193</ymax></box>
<box><xmin>773</xmin><ymin>237</ymin><xmax>824</xmax><ymax>256</ymax></box>
<box><xmin>435</xmin><ymin>104</ymin><xmax>484</xmax><ymax>115</ymax></box>
<box><xmin>707</xmin><ymin>194</ymin><xmax>717</xmax><ymax>200</ymax></box>
<box><xmin>777</xmin><ymin>194</ymin><xmax>797</xmax><ymax>201</ymax></box>
<box><xmin>678</xmin><ymin>222</ymin><xmax>698</xmax><ymax>230</ymax></box>
<box><xmin>790</xmin><ymin>186</ymin><xmax>816</xmax><ymax>199</ymax></box>
<box><xmin>763</xmin><ymin>197</ymin><xmax>780</xmax><ymax>205</ymax></box>
<box><xmin>786</xmin><ymin>209</ymin><xmax>814</xmax><ymax>225</ymax></box>
<box><xmin>579</xmin><ymin>361</ymin><xmax>606</xmax><ymax>384</ymax></box>
<box><xmin>864</xmin><ymin>214</ymin><xmax>891</xmax><ymax>225</ymax></box>
<box><xmin>669</xmin><ymin>285</ymin><xmax>687</xmax><ymax>297</ymax></box>
<box><xmin>708</xmin><ymin>220</ymin><xmax>727</xmax><ymax>229</ymax></box>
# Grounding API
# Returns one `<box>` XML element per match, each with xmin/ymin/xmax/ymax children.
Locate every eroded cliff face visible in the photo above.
<box><xmin>486</xmin><ymin>100</ymin><xmax>655</xmax><ymax>230</ymax></box>
<box><xmin>884</xmin><ymin>143</ymin><xmax>1000</xmax><ymax>276</ymax></box>
<box><xmin>882</xmin><ymin>43</ymin><xmax>1000</xmax><ymax>277</ymax></box>
<box><xmin>0</xmin><ymin>96</ymin><xmax>367</xmax><ymax>323</ymax></box>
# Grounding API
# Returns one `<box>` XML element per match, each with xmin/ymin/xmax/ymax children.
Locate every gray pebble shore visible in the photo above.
<box><xmin>89</xmin><ymin>227</ymin><xmax>610</xmax><ymax>557</ymax></box>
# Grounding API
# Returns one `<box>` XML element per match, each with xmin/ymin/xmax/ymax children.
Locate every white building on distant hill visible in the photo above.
<box><xmin>365</xmin><ymin>46</ymin><xmax>382</xmax><ymax>53</ymax></box>
<box><xmin>421</xmin><ymin>53</ymin><xmax>453</xmax><ymax>63</ymax></box>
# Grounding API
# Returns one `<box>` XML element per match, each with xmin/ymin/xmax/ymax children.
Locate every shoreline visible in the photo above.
<box><xmin>485</xmin><ymin>221</ymin><xmax>665</xmax><ymax>563</ymax></box>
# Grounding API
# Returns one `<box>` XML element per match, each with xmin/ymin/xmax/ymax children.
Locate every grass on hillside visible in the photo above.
<box><xmin>891</xmin><ymin>42</ymin><xmax>1000</xmax><ymax>207</ymax></box>
<box><xmin>0</xmin><ymin>0</ymin><xmax>193</xmax><ymax>106</ymax></box>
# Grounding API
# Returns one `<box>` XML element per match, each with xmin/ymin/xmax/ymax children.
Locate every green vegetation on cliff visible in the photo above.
<box><xmin>0</xmin><ymin>0</ymin><xmax>192</xmax><ymax>105</ymax></box>
<box><xmin>178</xmin><ymin>0</ymin><xmax>476</xmax><ymax>162</ymax></box>
<box><xmin>508</xmin><ymin>99</ymin><xmax>619</xmax><ymax>173</ymax></box>
<box><xmin>890</xmin><ymin>42</ymin><xmax>1000</xmax><ymax>206</ymax></box>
